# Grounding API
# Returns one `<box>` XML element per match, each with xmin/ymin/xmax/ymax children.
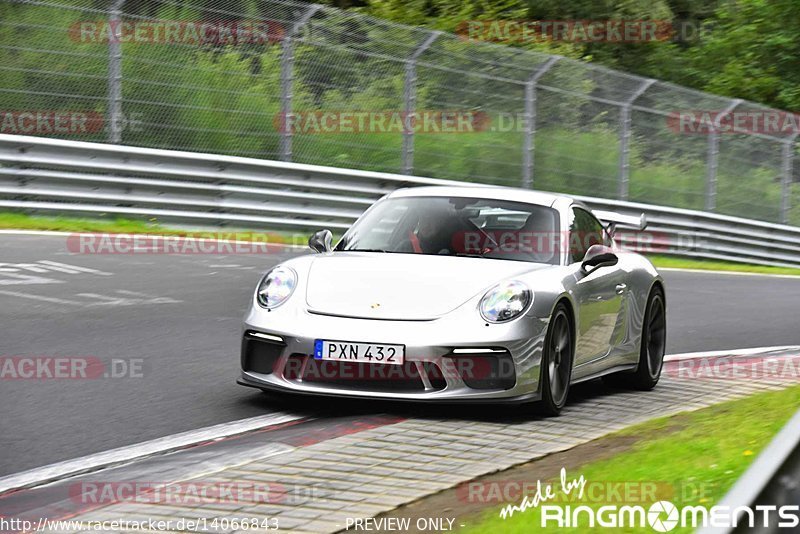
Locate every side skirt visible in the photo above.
<box><xmin>570</xmin><ymin>363</ymin><xmax>637</xmax><ymax>385</ymax></box>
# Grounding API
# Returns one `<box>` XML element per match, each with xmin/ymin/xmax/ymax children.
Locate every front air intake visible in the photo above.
<box><xmin>444</xmin><ymin>349</ymin><xmax>516</xmax><ymax>390</ymax></box>
<box><xmin>241</xmin><ymin>331</ymin><xmax>285</xmax><ymax>375</ymax></box>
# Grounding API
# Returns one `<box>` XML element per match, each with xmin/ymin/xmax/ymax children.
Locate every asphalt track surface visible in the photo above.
<box><xmin>1</xmin><ymin>233</ymin><xmax>799</xmax><ymax>477</ymax></box>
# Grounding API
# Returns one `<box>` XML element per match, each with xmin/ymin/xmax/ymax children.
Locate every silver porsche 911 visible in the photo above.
<box><xmin>238</xmin><ymin>186</ymin><xmax>666</xmax><ymax>415</ymax></box>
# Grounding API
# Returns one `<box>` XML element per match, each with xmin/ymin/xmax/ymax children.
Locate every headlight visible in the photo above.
<box><xmin>256</xmin><ymin>267</ymin><xmax>297</xmax><ymax>309</ymax></box>
<box><xmin>479</xmin><ymin>281</ymin><xmax>532</xmax><ymax>323</ymax></box>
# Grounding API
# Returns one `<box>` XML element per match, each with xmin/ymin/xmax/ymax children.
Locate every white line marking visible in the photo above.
<box><xmin>0</xmin><ymin>290</ymin><xmax>81</xmax><ymax>305</ymax></box>
<box><xmin>0</xmin><ymin>412</ymin><xmax>308</xmax><ymax>495</ymax></box>
<box><xmin>6</xmin><ymin>263</ymin><xmax>51</xmax><ymax>273</ymax></box>
<box><xmin>76</xmin><ymin>293</ymin><xmax>131</xmax><ymax>303</ymax></box>
<box><xmin>0</xmin><ymin>273</ymin><xmax>61</xmax><ymax>286</ymax></box>
<box><xmin>75</xmin><ymin>293</ymin><xmax>183</xmax><ymax>306</ymax></box>
<box><xmin>665</xmin><ymin>345</ymin><xmax>800</xmax><ymax>361</ymax></box>
<box><xmin>0</xmin><ymin>230</ymin><xmax>74</xmax><ymax>236</ymax></box>
<box><xmin>32</xmin><ymin>262</ymin><xmax>82</xmax><ymax>274</ymax></box>
<box><xmin>658</xmin><ymin>267</ymin><xmax>800</xmax><ymax>280</ymax></box>
<box><xmin>38</xmin><ymin>260</ymin><xmax>112</xmax><ymax>275</ymax></box>
<box><xmin>115</xmin><ymin>289</ymin><xmax>154</xmax><ymax>297</ymax></box>
<box><xmin>0</xmin><ymin>290</ymin><xmax>181</xmax><ymax>307</ymax></box>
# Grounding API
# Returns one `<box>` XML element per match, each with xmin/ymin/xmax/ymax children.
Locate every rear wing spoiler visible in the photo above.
<box><xmin>593</xmin><ymin>210</ymin><xmax>648</xmax><ymax>234</ymax></box>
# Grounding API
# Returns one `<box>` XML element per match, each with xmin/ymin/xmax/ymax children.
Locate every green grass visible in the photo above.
<box><xmin>0</xmin><ymin>212</ymin><xmax>169</xmax><ymax>233</ymax></box>
<box><xmin>0</xmin><ymin>212</ymin><xmax>302</xmax><ymax>244</ymax></box>
<box><xmin>649</xmin><ymin>254</ymin><xmax>800</xmax><ymax>276</ymax></box>
<box><xmin>459</xmin><ymin>385</ymin><xmax>800</xmax><ymax>533</ymax></box>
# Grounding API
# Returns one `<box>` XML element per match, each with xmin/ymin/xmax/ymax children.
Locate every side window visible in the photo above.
<box><xmin>569</xmin><ymin>207</ymin><xmax>604</xmax><ymax>263</ymax></box>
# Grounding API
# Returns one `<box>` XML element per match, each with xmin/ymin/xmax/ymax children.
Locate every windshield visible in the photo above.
<box><xmin>336</xmin><ymin>196</ymin><xmax>561</xmax><ymax>264</ymax></box>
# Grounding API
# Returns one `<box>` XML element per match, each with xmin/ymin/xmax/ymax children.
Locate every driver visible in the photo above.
<box><xmin>408</xmin><ymin>209</ymin><xmax>455</xmax><ymax>254</ymax></box>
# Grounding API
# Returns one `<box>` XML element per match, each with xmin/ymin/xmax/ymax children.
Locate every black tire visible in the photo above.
<box><xmin>604</xmin><ymin>286</ymin><xmax>666</xmax><ymax>390</ymax></box>
<box><xmin>536</xmin><ymin>302</ymin><xmax>574</xmax><ymax>416</ymax></box>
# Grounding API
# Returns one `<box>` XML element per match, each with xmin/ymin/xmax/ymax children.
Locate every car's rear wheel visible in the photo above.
<box><xmin>604</xmin><ymin>286</ymin><xmax>666</xmax><ymax>390</ymax></box>
<box><xmin>537</xmin><ymin>303</ymin><xmax>573</xmax><ymax>416</ymax></box>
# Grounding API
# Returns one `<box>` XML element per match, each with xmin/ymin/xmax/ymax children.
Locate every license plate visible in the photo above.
<box><xmin>314</xmin><ymin>340</ymin><xmax>405</xmax><ymax>365</ymax></box>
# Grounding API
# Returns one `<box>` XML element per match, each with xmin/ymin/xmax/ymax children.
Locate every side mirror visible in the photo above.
<box><xmin>581</xmin><ymin>244</ymin><xmax>618</xmax><ymax>274</ymax></box>
<box><xmin>308</xmin><ymin>229</ymin><xmax>333</xmax><ymax>253</ymax></box>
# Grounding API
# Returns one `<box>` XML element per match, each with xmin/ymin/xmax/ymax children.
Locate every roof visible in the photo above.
<box><xmin>387</xmin><ymin>185</ymin><xmax>567</xmax><ymax>208</ymax></box>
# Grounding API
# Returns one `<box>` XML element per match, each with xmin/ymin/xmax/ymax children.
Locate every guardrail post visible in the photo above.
<box><xmin>107</xmin><ymin>0</ymin><xmax>124</xmax><ymax>144</ymax></box>
<box><xmin>781</xmin><ymin>134</ymin><xmax>798</xmax><ymax>224</ymax></box>
<box><xmin>705</xmin><ymin>99</ymin><xmax>741</xmax><ymax>211</ymax></box>
<box><xmin>279</xmin><ymin>5</ymin><xmax>320</xmax><ymax>162</ymax></box>
<box><xmin>522</xmin><ymin>56</ymin><xmax>559</xmax><ymax>189</ymax></box>
<box><xmin>617</xmin><ymin>78</ymin><xmax>655</xmax><ymax>200</ymax></box>
<box><xmin>401</xmin><ymin>31</ymin><xmax>440</xmax><ymax>175</ymax></box>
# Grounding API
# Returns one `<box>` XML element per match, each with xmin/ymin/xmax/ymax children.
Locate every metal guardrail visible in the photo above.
<box><xmin>697</xmin><ymin>407</ymin><xmax>800</xmax><ymax>534</ymax></box>
<box><xmin>1</xmin><ymin>133</ymin><xmax>800</xmax><ymax>268</ymax></box>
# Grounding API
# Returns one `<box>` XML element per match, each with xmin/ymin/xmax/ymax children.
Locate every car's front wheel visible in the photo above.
<box><xmin>537</xmin><ymin>302</ymin><xmax>574</xmax><ymax>416</ymax></box>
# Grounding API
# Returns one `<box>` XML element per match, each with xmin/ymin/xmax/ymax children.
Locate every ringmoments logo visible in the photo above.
<box><xmin>501</xmin><ymin>468</ymin><xmax>800</xmax><ymax>531</ymax></box>
<box><xmin>648</xmin><ymin>501</ymin><xmax>679</xmax><ymax>532</ymax></box>
<box><xmin>539</xmin><ymin>501</ymin><xmax>800</xmax><ymax>530</ymax></box>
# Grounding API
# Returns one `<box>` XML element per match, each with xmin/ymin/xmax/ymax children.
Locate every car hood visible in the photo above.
<box><xmin>304</xmin><ymin>252</ymin><xmax>548</xmax><ymax>320</ymax></box>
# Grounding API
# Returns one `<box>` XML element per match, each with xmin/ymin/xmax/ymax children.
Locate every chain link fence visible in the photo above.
<box><xmin>1</xmin><ymin>0</ymin><xmax>798</xmax><ymax>225</ymax></box>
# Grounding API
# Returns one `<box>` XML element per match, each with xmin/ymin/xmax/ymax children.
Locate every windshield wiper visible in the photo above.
<box><xmin>347</xmin><ymin>248</ymin><xmax>392</xmax><ymax>253</ymax></box>
<box><xmin>455</xmin><ymin>246</ymin><xmax>497</xmax><ymax>258</ymax></box>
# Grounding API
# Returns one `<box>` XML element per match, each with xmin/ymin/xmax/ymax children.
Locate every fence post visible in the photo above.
<box><xmin>522</xmin><ymin>56</ymin><xmax>559</xmax><ymax>189</ymax></box>
<box><xmin>781</xmin><ymin>134</ymin><xmax>798</xmax><ymax>224</ymax></box>
<box><xmin>279</xmin><ymin>5</ymin><xmax>321</xmax><ymax>162</ymax></box>
<box><xmin>107</xmin><ymin>0</ymin><xmax>124</xmax><ymax>144</ymax></box>
<box><xmin>401</xmin><ymin>32</ymin><xmax>440</xmax><ymax>175</ymax></box>
<box><xmin>617</xmin><ymin>78</ymin><xmax>655</xmax><ymax>200</ymax></box>
<box><xmin>705</xmin><ymin>99</ymin><xmax>741</xmax><ymax>211</ymax></box>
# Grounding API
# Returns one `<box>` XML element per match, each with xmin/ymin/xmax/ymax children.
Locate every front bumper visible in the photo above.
<box><xmin>237</xmin><ymin>373</ymin><xmax>541</xmax><ymax>404</ymax></box>
<box><xmin>239</xmin><ymin>305</ymin><xmax>550</xmax><ymax>402</ymax></box>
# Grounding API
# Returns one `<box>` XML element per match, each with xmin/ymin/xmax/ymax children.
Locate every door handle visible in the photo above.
<box><xmin>615</xmin><ymin>283</ymin><xmax>627</xmax><ymax>294</ymax></box>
